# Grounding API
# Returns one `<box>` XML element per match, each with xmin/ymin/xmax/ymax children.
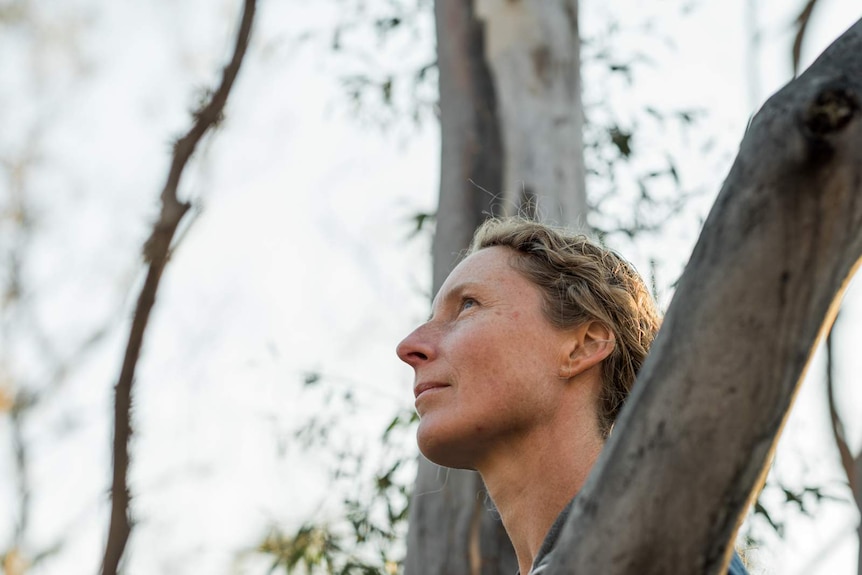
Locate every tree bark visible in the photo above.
<box><xmin>475</xmin><ymin>0</ymin><xmax>586</xmax><ymax>226</ymax></box>
<box><xmin>548</xmin><ymin>17</ymin><xmax>862</xmax><ymax>575</ymax></box>
<box><xmin>430</xmin><ymin>0</ymin><xmax>504</xmax><ymax>289</ymax></box>
<box><xmin>407</xmin><ymin>1</ymin><xmax>511</xmax><ymax>574</ymax></box>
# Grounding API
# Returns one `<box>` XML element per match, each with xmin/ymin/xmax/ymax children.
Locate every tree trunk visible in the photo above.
<box><xmin>407</xmin><ymin>1</ymin><xmax>587</xmax><ymax>573</ymax></box>
<box><xmin>475</xmin><ymin>0</ymin><xmax>586</xmax><ymax>225</ymax></box>
<box><xmin>429</xmin><ymin>0</ymin><xmax>503</xmax><ymax>291</ymax></box>
<box><xmin>547</xmin><ymin>17</ymin><xmax>862</xmax><ymax>575</ymax></box>
<box><xmin>407</xmin><ymin>1</ymin><xmax>510</xmax><ymax>574</ymax></box>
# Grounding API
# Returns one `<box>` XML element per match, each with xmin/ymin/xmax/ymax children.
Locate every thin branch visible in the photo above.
<box><xmin>100</xmin><ymin>1</ymin><xmax>257</xmax><ymax>574</ymax></box>
<box><xmin>1</xmin><ymin>147</ymin><xmax>36</xmax><ymax>563</ymax></box>
<box><xmin>10</xmin><ymin>403</ymin><xmax>30</xmax><ymax>545</ymax></box>
<box><xmin>826</xmin><ymin>319</ymin><xmax>862</xmax><ymax>575</ymax></box>
<box><xmin>792</xmin><ymin>0</ymin><xmax>820</xmax><ymax>77</ymax></box>
<box><xmin>745</xmin><ymin>0</ymin><xmax>761</xmax><ymax>110</ymax></box>
<box><xmin>825</xmin><ymin>323</ymin><xmax>858</xmax><ymax>503</ymax></box>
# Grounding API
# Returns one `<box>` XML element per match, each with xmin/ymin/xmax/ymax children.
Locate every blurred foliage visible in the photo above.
<box><xmin>751</xmin><ymin>480</ymin><xmax>845</xmax><ymax>538</ymax></box>
<box><xmin>0</xmin><ymin>384</ymin><xmax>13</xmax><ymax>414</ymax></box>
<box><xmin>1</xmin><ymin>548</ymin><xmax>27</xmax><ymax>575</ymax></box>
<box><xmin>257</xmin><ymin>526</ymin><xmax>341</xmax><ymax>574</ymax></box>
<box><xmin>0</xmin><ymin>2</ymin><xmax>107</xmax><ymax>569</ymax></box>
<box><xmin>296</xmin><ymin>0</ymin><xmax>437</xmax><ymax>131</ymax></box>
<box><xmin>0</xmin><ymin>3</ymin><xmax>27</xmax><ymax>25</ymax></box>
<box><xmin>407</xmin><ymin>211</ymin><xmax>435</xmax><ymax>239</ymax></box>
<box><xmin>318</xmin><ymin>0</ymin><xmax>717</xmax><ymax>248</ymax></box>
<box><xmin>251</xmin><ymin>369</ymin><xmax>416</xmax><ymax>574</ymax></box>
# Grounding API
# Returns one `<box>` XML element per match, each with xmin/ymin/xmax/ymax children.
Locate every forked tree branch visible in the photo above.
<box><xmin>100</xmin><ymin>1</ymin><xmax>257</xmax><ymax>573</ymax></box>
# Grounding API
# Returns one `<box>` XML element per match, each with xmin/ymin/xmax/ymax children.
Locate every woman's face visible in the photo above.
<box><xmin>396</xmin><ymin>246</ymin><xmax>576</xmax><ymax>469</ymax></box>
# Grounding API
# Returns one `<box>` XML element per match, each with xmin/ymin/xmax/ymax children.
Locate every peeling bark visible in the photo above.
<box><xmin>548</xmin><ymin>18</ymin><xmax>862</xmax><ymax>575</ymax></box>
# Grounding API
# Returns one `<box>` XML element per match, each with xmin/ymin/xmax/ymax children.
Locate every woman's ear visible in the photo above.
<box><xmin>559</xmin><ymin>322</ymin><xmax>615</xmax><ymax>380</ymax></box>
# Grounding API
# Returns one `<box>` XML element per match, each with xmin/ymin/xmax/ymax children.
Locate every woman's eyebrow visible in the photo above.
<box><xmin>428</xmin><ymin>282</ymin><xmax>483</xmax><ymax>320</ymax></box>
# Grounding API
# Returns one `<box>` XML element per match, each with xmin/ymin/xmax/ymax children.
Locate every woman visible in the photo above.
<box><xmin>396</xmin><ymin>217</ymin><xmax>748</xmax><ymax>575</ymax></box>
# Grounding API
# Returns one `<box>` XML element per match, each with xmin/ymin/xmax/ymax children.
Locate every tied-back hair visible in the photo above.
<box><xmin>468</xmin><ymin>217</ymin><xmax>662</xmax><ymax>438</ymax></box>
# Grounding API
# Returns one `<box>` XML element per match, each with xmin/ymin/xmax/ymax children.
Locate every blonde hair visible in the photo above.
<box><xmin>468</xmin><ymin>218</ymin><xmax>661</xmax><ymax>437</ymax></box>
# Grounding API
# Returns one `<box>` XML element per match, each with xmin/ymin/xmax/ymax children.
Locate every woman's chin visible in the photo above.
<box><xmin>416</xmin><ymin>420</ymin><xmax>478</xmax><ymax>470</ymax></box>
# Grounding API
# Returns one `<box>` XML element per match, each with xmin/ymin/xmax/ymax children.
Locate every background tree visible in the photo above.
<box><xmin>408</xmin><ymin>1</ymin><xmax>587</xmax><ymax>573</ymax></box>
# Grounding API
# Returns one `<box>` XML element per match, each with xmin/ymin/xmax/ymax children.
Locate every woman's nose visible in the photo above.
<box><xmin>396</xmin><ymin>325</ymin><xmax>435</xmax><ymax>368</ymax></box>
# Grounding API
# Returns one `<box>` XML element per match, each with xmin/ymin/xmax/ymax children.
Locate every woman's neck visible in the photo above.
<box><xmin>477</xmin><ymin>421</ymin><xmax>604</xmax><ymax>574</ymax></box>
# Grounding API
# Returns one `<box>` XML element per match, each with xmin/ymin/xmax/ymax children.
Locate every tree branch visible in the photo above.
<box><xmin>824</xmin><ymin>321</ymin><xmax>862</xmax><ymax>575</ymax></box>
<box><xmin>10</xmin><ymin>400</ymin><xmax>31</xmax><ymax>545</ymax></box>
<box><xmin>100</xmin><ymin>2</ymin><xmax>256</xmax><ymax>573</ymax></box>
<box><xmin>792</xmin><ymin>0</ymin><xmax>821</xmax><ymax>77</ymax></box>
<box><xmin>549</xmin><ymin>17</ymin><xmax>862</xmax><ymax>575</ymax></box>
<box><xmin>825</xmin><ymin>322</ymin><xmax>858</xmax><ymax>502</ymax></box>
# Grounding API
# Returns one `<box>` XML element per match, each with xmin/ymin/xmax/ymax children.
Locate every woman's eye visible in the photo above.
<box><xmin>460</xmin><ymin>298</ymin><xmax>477</xmax><ymax>311</ymax></box>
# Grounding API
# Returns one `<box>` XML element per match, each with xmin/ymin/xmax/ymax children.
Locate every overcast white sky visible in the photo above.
<box><xmin>2</xmin><ymin>1</ymin><xmax>862</xmax><ymax>574</ymax></box>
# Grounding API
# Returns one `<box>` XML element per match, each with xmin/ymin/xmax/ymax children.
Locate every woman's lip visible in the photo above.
<box><xmin>414</xmin><ymin>382</ymin><xmax>449</xmax><ymax>398</ymax></box>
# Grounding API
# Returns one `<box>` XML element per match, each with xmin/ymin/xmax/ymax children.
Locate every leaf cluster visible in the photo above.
<box><xmin>253</xmin><ymin>372</ymin><xmax>417</xmax><ymax>574</ymax></box>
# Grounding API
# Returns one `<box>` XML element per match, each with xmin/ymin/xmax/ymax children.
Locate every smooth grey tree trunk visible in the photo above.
<box><xmin>547</xmin><ymin>17</ymin><xmax>862</xmax><ymax>575</ymax></box>
<box><xmin>476</xmin><ymin>0</ymin><xmax>587</xmax><ymax>225</ymax></box>
<box><xmin>429</xmin><ymin>0</ymin><xmax>503</xmax><ymax>290</ymax></box>
<box><xmin>406</xmin><ymin>1</ymin><xmax>511</xmax><ymax>574</ymax></box>
<box><xmin>407</xmin><ymin>1</ymin><xmax>587</xmax><ymax>574</ymax></box>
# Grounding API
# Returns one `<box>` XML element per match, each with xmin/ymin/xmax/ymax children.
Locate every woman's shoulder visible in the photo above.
<box><xmin>526</xmin><ymin>498</ymin><xmax>750</xmax><ymax>575</ymax></box>
<box><xmin>729</xmin><ymin>551</ymin><xmax>750</xmax><ymax>575</ymax></box>
<box><xmin>528</xmin><ymin>550</ymin><xmax>749</xmax><ymax>574</ymax></box>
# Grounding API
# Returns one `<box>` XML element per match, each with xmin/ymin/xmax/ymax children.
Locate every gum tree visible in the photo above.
<box><xmin>408</xmin><ymin>1</ymin><xmax>586</xmax><ymax>573</ymax></box>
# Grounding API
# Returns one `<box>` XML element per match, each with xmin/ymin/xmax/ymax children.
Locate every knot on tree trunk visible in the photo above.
<box><xmin>804</xmin><ymin>87</ymin><xmax>859</xmax><ymax>135</ymax></box>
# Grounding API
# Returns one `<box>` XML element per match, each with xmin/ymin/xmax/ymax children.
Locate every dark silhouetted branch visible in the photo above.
<box><xmin>100</xmin><ymin>1</ymin><xmax>257</xmax><ymax>573</ymax></box>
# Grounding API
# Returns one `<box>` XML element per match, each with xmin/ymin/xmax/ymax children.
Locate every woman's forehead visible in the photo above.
<box><xmin>432</xmin><ymin>247</ymin><xmax>530</xmax><ymax>307</ymax></box>
<box><xmin>445</xmin><ymin>246</ymin><xmax>515</xmax><ymax>285</ymax></box>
